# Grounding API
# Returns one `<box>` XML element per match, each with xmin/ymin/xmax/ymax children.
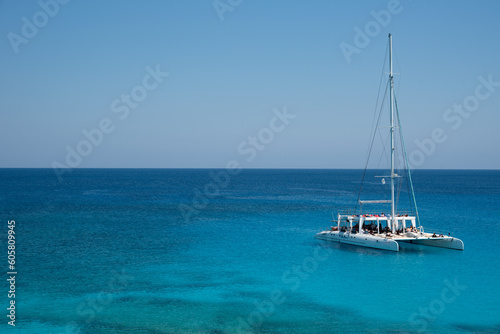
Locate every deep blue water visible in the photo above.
<box><xmin>1</xmin><ymin>169</ymin><xmax>499</xmax><ymax>333</ymax></box>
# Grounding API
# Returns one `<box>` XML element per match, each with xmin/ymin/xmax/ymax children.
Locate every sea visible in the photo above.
<box><xmin>1</xmin><ymin>168</ymin><xmax>499</xmax><ymax>334</ymax></box>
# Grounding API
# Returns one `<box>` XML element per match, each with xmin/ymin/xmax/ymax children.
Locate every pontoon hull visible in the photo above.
<box><xmin>315</xmin><ymin>231</ymin><xmax>399</xmax><ymax>252</ymax></box>
<box><xmin>315</xmin><ymin>230</ymin><xmax>464</xmax><ymax>252</ymax></box>
<box><xmin>398</xmin><ymin>237</ymin><xmax>464</xmax><ymax>251</ymax></box>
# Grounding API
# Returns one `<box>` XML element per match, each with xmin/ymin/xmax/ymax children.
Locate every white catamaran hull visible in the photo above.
<box><xmin>398</xmin><ymin>237</ymin><xmax>464</xmax><ymax>251</ymax></box>
<box><xmin>315</xmin><ymin>231</ymin><xmax>399</xmax><ymax>252</ymax></box>
<box><xmin>315</xmin><ymin>230</ymin><xmax>464</xmax><ymax>252</ymax></box>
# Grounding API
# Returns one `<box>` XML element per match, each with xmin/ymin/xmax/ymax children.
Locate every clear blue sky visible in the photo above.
<box><xmin>1</xmin><ymin>0</ymin><xmax>499</xmax><ymax>169</ymax></box>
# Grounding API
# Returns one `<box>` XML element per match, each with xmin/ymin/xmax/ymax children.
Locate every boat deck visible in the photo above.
<box><xmin>372</xmin><ymin>232</ymin><xmax>450</xmax><ymax>241</ymax></box>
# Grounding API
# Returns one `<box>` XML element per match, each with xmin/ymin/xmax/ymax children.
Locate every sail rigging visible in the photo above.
<box><xmin>356</xmin><ymin>34</ymin><xmax>417</xmax><ymax>223</ymax></box>
<box><xmin>316</xmin><ymin>33</ymin><xmax>463</xmax><ymax>252</ymax></box>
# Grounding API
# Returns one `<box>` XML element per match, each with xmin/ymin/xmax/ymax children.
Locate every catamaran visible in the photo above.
<box><xmin>315</xmin><ymin>34</ymin><xmax>464</xmax><ymax>252</ymax></box>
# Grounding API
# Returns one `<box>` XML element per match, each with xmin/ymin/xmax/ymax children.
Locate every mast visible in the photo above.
<box><xmin>389</xmin><ymin>33</ymin><xmax>395</xmax><ymax>231</ymax></box>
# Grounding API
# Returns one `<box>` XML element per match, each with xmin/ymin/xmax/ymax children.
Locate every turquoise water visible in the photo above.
<box><xmin>1</xmin><ymin>169</ymin><xmax>499</xmax><ymax>333</ymax></box>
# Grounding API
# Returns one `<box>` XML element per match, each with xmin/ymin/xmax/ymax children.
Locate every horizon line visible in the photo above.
<box><xmin>1</xmin><ymin>167</ymin><xmax>499</xmax><ymax>171</ymax></box>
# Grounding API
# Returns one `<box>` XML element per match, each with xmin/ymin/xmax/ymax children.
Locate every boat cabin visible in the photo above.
<box><xmin>337</xmin><ymin>213</ymin><xmax>417</xmax><ymax>235</ymax></box>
